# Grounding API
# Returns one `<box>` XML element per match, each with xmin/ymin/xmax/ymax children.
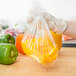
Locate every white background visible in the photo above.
<box><xmin>0</xmin><ymin>0</ymin><xmax>76</xmax><ymax>20</ymax></box>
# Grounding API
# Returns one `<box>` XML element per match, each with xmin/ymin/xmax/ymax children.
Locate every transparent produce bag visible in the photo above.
<box><xmin>21</xmin><ymin>6</ymin><xmax>60</xmax><ymax>64</ymax></box>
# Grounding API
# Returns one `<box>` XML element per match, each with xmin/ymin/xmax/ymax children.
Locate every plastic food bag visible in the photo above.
<box><xmin>21</xmin><ymin>5</ymin><xmax>61</xmax><ymax>64</ymax></box>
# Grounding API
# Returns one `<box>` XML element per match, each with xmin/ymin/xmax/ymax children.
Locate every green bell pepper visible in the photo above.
<box><xmin>0</xmin><ymin>43</ymin><xmax>18</xmax><ymax>65</ymax></box>
<box><xmin>0</xmin><ymin>34</ymin><xmax>15</xmax><ymax>44</ymax></box>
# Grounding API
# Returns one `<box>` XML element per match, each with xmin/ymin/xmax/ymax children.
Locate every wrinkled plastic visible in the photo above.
<box><xmin>21</xmin><ymin>4</ymin><xmax>62</xmax><ymax>64</ymax></box>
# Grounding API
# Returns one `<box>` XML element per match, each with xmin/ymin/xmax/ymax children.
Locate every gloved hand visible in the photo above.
<box><xmin>43</xmin><ymin>12</ymin><xmax>68</xmax><ymax>34</ymax></box>
<box><xmin>27</xmin><ymin>10</ymin><xmax>67</xmax><ymax>34</ymax></box>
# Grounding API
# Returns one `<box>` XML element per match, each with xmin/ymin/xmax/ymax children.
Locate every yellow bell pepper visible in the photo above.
<box><xmin>22</xmin><ymin>31</ymin><xmax>62</xmax><ymax>64</ymax></box>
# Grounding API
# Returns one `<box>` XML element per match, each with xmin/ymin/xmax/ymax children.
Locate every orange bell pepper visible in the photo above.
<box><xmin>16</xmin><ymin>34</ymin><xmax>25</xmax><ymax>55</ymax></box>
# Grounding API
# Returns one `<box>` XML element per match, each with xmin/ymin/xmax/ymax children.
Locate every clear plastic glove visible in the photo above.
<box><xmin>43</xmin><ymin>12</ymin><xmax>67</xmax><ymax>34</ymax></box>
<box><xmin>27</xmin><ymin>11</ymin><xmax>67</xmax><ymax>34</ymax></box>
